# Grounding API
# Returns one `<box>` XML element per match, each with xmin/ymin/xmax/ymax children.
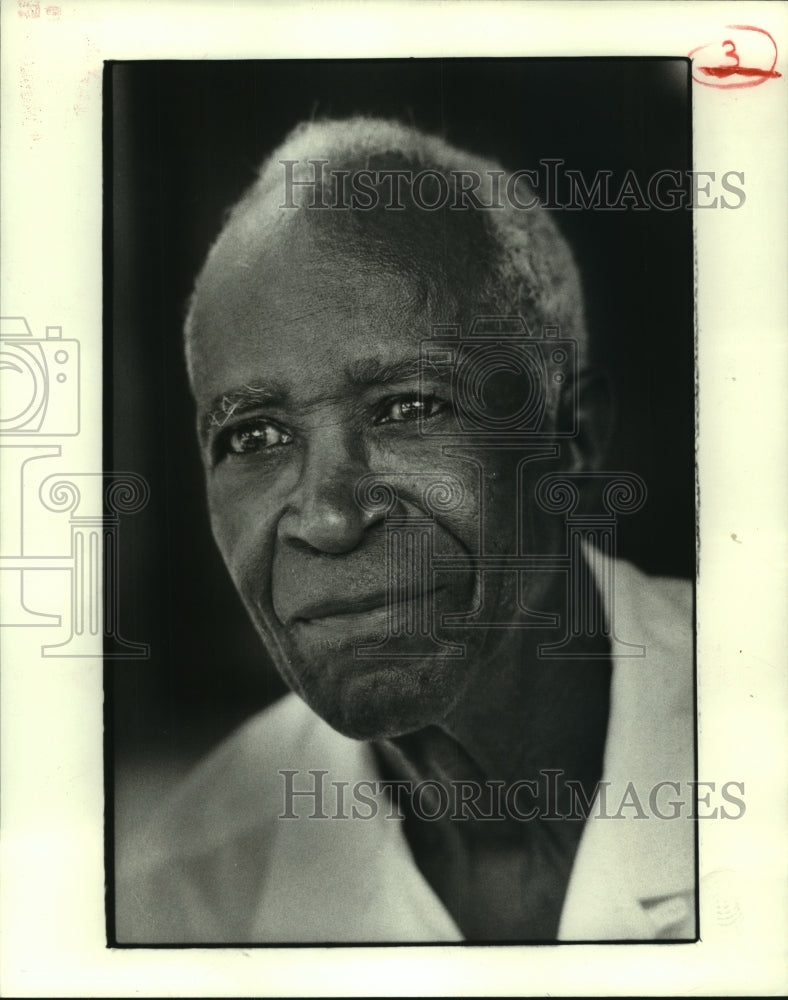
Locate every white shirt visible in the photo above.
<box><xmin>117</xmin><ymin>554</ymin><xmax>695</xmax><ymax>943</ymax></box>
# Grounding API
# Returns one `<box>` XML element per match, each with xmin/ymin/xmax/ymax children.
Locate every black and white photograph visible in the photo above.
<box><xmin>110</xmin><ymin>57</ymin><xmax>698</xmax><ymax>945</ymax></box>
<box><xmin>1</xmin><ymin>2</ymin><xmax>786</xmax><ymax>995</ymax></box>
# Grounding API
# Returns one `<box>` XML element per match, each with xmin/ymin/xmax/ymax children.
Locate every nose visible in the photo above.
<box><xmin>277</xmin><ymin>425</ymin><xmax>384</xmax><ymax>554</ymax></box>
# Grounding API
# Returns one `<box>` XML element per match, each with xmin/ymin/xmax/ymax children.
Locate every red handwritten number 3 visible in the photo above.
<box><xmin>689</xmin><ymin>26</ymin><xmax>781</xmax><ymax>88</ymax></box>
<box><xmin>722</xmin><ymin>40</ymin><xmax>740</xmax><ymax>70</ymax></box>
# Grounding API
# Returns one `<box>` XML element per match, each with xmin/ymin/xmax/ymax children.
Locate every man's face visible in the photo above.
<box><xmin>188</xmin><ymin>210</ymin><xmax>563</xmax><ymax>739</ymax></box>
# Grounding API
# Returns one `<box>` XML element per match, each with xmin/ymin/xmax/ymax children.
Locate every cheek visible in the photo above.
<box><xmin>430</xmin><ymin>499</ymin><xmax>481</xmax><ymax>556</ymax></box>
<box><xmin>432</xmin><ymin>453</ymin><xmax>520</xmax><ymax>554</ymax></box>
<box><xmin>206</xmin><ymin>476</ymin><xmax>280</xmax><ymax>597</ymax></box>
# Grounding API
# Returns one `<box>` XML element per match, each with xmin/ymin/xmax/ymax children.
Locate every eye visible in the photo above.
<box><xmin>375</xmin><ymin>394</ymin><xmax>447</xmax><ymax>425</ymax></box>
<box><xmin>215</xmin><ymin>419</ymin><xmax>294</xmax><ymax>460</ymax></box>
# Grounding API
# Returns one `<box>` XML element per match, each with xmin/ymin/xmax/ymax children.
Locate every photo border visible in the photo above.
<box><xmin>1</xmin><ymin>2</ymin><xmax>786</xmax><ymax>996</ymax></box>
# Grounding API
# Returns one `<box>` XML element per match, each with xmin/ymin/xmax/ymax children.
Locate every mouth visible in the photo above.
<box><xmin>289</xmin><ymin>588</ymin><xmax>443</xmax><ymax>641</ymax></box>
<box><xmin>292</xmin><ymin>592</ymin><xmax>394</xmax><ymax>624</ymax></box>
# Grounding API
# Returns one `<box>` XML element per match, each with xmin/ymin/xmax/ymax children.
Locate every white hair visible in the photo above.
<box><xmin>185</xmin><ymin>116</ymin><xmax>589</xmax><ymax>375</ymax></box>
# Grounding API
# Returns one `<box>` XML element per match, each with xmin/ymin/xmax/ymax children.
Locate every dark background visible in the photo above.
<box><xmin>108</xmin><ymin>60</ymin><xmax>694</xmax><ymax>796</ymax></box>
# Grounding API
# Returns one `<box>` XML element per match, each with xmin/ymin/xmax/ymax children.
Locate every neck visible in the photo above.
<box><xmin>370</xmin><ymin>571</ymin><xmax>612</xmax><ymax>939</ymax></box>
<box><xmin>376</xmin><ymin>581</ymin><xmax>612</xmax><ymax>793</ymax></box>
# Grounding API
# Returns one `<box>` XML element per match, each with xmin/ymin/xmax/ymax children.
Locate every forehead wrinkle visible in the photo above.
<box><xmin>194</xmin><ymin>205</ymin><xmax>460</xmax><ymax>352</ymax></box>
<box><xmin>345</xmin><ymin>356</ymin><xmax>452</xmax><ymax>387</ymax></box>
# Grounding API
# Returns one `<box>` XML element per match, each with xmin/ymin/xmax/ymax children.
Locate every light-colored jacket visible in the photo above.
<box><xmin>117</xmin><ymin>555</ymin><xmax>695</xmax><ymax>943</ymax></box>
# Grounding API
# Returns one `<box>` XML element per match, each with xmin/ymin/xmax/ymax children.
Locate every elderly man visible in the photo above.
<box><xmin>118</xmin><ymin>118</ymin><xmax>695</xmax><ymax>943</ymax></box>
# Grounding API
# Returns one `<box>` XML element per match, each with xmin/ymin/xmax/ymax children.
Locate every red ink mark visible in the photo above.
<box><xmin>17</xmin><ymin>0</ymin><xmax>41</xmax><ymax>17</ymax></box>
<box><xmin>45</xmin><ymin>5</ymin><xmax>61</xmax><ymax>16</ymax></box>
<box><xmin>689</xmin><ymin>25</ymin><xmax>781</xmax><ymax>89</ymax></box>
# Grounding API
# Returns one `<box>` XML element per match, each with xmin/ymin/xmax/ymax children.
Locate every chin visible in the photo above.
<box><xmin>294</xmin><ymin>653</ymin><xmax>466</xmax><ymax>741</ymax></box>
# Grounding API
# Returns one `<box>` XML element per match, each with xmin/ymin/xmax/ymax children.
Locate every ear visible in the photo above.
<box><xmin>559</xmin><ymin>367</ymin><xmax>615</xmax><ymax>473</ymax></box>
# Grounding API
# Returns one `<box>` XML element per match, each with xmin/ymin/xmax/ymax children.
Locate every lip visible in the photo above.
<box><xmin>291</xmin><ymin>598</ymin><xmax>442</xmax><ymax>655</ymax></box>
<box><xmin>292</xmin><ymin>592</ymin><xmax>393</xmax><ymax>623</ymax></box>
<box><xmin>291</xmin><ymin>588</ymin><xmax>442</xmax><ymax>627</ymax></box>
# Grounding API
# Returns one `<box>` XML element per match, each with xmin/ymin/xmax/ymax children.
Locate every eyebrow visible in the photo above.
<box><xmin>200</xmin><ymin>383</ymin><xmax>286</xmax><ymax>444</ymax></box>
<box><xmin>199</xmin><ymin>357</ymin><xmax>452</xmax><ymax>443</ymax></box>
